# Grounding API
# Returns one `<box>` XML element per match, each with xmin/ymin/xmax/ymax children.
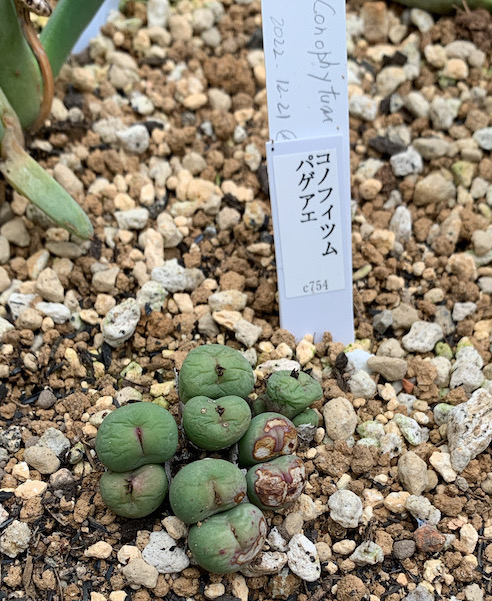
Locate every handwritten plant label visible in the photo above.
<box><xmin>262</xmin><ymin>0</ymin><xmax>354</xmax><ymax>343</ymax></box>
<box><xmin>262</xmin><ymin>0</ymin><xmax>349</xmax><ymax>141</ymax></box>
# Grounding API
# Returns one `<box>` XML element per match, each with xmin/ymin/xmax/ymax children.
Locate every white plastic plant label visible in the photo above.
<box><xmin>262</xmin><ymin>0</ymin><xmax>354</xmax><ymax>344</ymax></box>
<box><xmin>72</xmin><ymin>0</ymin><xmax>120</xmax><ymax>54</ymax></box>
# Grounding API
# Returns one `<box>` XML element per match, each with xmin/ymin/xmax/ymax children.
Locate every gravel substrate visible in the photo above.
<box><xmin>0</xmin><ymin>0</ymin><xmax>491</xmax><ymax>600</ymax></box>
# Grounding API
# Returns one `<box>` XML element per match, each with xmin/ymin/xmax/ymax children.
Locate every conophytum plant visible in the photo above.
<box><xmin>93</xmin><ymin>344</ymin><xmax>313</xmax><ymax>572</ymax></box>
<box><xmin>0</xmin><ymin>0</ymin><xmax>107</xmax><ymax>239</ymax></box>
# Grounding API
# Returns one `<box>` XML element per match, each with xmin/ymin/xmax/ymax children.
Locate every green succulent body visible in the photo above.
<box><xmin>188</xmin><ymin>503</ymin><xmax>267</xmax><ymax>573</ymax></box>
<box><xmin>178</xmin><ymin>344</ymin><xmax>255</xmax><ymax>403</ymax></box>
<box><xmin>238</xmin><ymin>412</ymin><xmax>298</xmax><ymax>467</ymax></box>
<box><xmin>95</xmin><ymin>402</ymin><xmax>178</xmax><ymax>473</ymax></box>
<box><xmin>169</xmin><ymin>459</ymin><xmax>247</xmax><ymax>524</ymax></box>
<box><xmin>263</xmin><ymin>370</ymin><xmax>323</xmax><ymax>419</ymax></box>
<box><xmin>246</xmin><ymin>455</ymin><xmax>306</xmax><ymax>511</ymax></box>
<box><xmin>251</xmin><ymin>396</ymin><xmax>267</xmax><ymax>416</ymax></box>
<box><xmin>100</xmin><ymin>464</ymin><xmax>168</xmax><ymax>518</ymax></box>
<box><xmin>182</xmin><ymin>395</ymin><xmax>252</xmax><ymax>451</ymax></box>
<box><xmin>292</xmin><ymin>408</ymin><xmax>320</xmax><ymax>427</ymax></box>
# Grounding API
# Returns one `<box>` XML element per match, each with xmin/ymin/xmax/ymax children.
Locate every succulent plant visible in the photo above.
<box><xmin>182</xmin><ymin>395</ymin><xmax>252</xmax><ymax>451</ymax></box>
<box><xmin>169</xmin><ymin>458</ymin><xmax>247</xmax><ymax>524</ymax></box>
<box><xmin>100</xmin><ymin>464</ymin><xmax>168</xmax><ymax>518</ymax></box>
<box><xmin>178</xmin><ymin>344</ymin><xmax>255</xmax><ymax>404</ymax></box>
<box><xmin>292</xmin><ymin>408</ymin><xmax>320</xmax><ymax>427</ymax></box>
<box><xmin>246</xmin><ymin>455</ymin><xmax>306</xmax><ymax>511</ymax></box>
<box><xmin>187</xmin><ymin>503</ymin><xmax>267</xmax><ymax>573</ymax></box>
<box><xmin>293</xmin><ymin>408</ymin><xmax>320</xmax><ymax>445</ymax></box>
<box><xmin>95</xmin><ymin>402</ymin><xmax>178</xmax><ymax>473</ymax></box>
<box><xmin>251</xmin><ymin>396</ymin><xmax>267</xmax><ymax>416</ymax></box>
<box><xmin>263</xmin><ymin>370</ymin><xmax>323</xmax><ymax>419</ymax></box>
<box><xmin>238</xmin><ymin>412</ymin><xmax>298</xmax><ymax>467</ymax></box>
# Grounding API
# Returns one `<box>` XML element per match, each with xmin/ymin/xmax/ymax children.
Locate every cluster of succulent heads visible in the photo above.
<box><xmin>95</xmin><ymin>344</ymin><xmax>323</xmax><ymax>573</ymax></box>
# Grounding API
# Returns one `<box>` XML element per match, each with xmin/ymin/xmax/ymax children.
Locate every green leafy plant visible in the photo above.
<box><xmin>0</xmin><ymin>0</ymin><xmax>103</xmax><ymax>239</ymax></box>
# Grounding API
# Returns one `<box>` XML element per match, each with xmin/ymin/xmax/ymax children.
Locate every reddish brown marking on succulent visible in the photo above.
<box><xmin>215</xmin><ymin>363</ymin><xmax>226</xmax><ymax>377</ymax></box>
<box><xmin>281</xmin><ymin>429</ymin><xmax>298</xmax><ymax>454</ymax></box>
<box><xmin>135</xmin><ymin>427</ymin><xmax>144</xmax><ymax>452</ymax></box>
<box><xmin>254</xmin><ymin>468</ymin><xmax>286</xmax><ymax>506</ymax></box>
<box><xmin>216</xmin><ymin>405</ymin><xmax>225</xmax><ymax>417</ymax></box>
<box><xmin>265</xmin><ymin>420</ymin><xmax>298</xmax><ymax>450</ymax></box>
<box><xmin>234</xmin><ymin>516</ymin><xmax>267</xmax><ymax>565</ymax></box>
<box><xmin>254</xmin><ymin>459</ymin><xmax>306</xmax><ymax>507</ymax></box>
<box><xmin>285</xmin><ymin>460</ymin><xmax>306</xmax><ymax>500</ymax></box>
<box><xmin>252</xmin><ymin>435</ymin><xmax>276</xmax><ymax>460</ymax></box>
<box><xmin>234</xmin><ymin>491</ymin><xmax>245</xmax><ymax>504</ymax></box>
<box><xmin>252</xmin><ymin>420</ymin><xmax>298</xmax><ymax>460</ymax></box>
<box><xmin>283</xmin><ymin>466</ymin><xmax>294</xmax><ymax>484</ymax></box>
<box><xmin>263</xmin><ymin>418</ymin><xmax>290</xmax><ymax>433</ymax></box>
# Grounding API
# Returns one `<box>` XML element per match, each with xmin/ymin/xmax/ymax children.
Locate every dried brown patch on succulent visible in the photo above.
<box><xmin>252</xmin><ymin>418</ymin><xmax>298</xmax><ymax>461</ymax></box>
<box><xmin>249</xmin><ymin>456</ymin><xmax>306</xmax><ymax>509</ymax></box>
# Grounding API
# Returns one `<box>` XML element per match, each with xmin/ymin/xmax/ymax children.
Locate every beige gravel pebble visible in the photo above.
<box><xmin>85</xmin><ymin>541</ymin><xmax>113</xmax><ymax>559</ymax></box>
<box><xmin>117</xmin><ymin>545</ymin><xmax>142</xmax><ymax>565</ymax></box>
<box><xmin>35</xmin><ymin>268</ymin><xmax>64</xmax><ymax>302</ymax></box>
<box><xmin>11</xmin><ymin>462</ymin><xmax>29</xmax><ymax>481</ymax></box>
<box><xmin>121</xmin><ymin>557</ymin><xmax>158</xmax><ymax>588</ymax></box>
<box><xmin>14</xmin><ymin>480</ymin><xmax>48</xmax><ymax>499</ymax></box>
<box><xmin>204</xmin><ymin>583</ymin><xmax>226</xmax><ymax>599</ymax></box>
<box><xmin>230</xmin><ymin>574</ymin><xmax>249</xmax><ymax>601</ymax></box>
<box><xmin>23</xmin><ymin>446</ymin><xmax>60</xmax><ymax>475</ymax></box>
<box><xmin>333</xmin><ymin>540</ymin><xmax>357</xmax><ymax>555</ymax></box>
<box><xmin>296</xmin><ymin>337</ymin><xmax>316</xmax><ymax>366</ymax></box>
<box><xmin>429</xmin><ymin>451</ymin><xmax>457</xmax><ymax>482</ymax></box>
<box><xmin>398</xmin><ymin>451</ymin><xmax>428</xmax><ymax>495</ymax></box>
<box><xmin>162</xmin><ymin>515</ymin><xmax>188</xmax><ymax>539</ymax></box>
<box><xmin>283</xmin><ymin>512</ymin><xmax>304</xmax><ymax>536</ymax></box>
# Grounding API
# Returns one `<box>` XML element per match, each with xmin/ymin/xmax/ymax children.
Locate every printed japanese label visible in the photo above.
<box><xmin>272</xmin><ymin>146</ymin><xmax>345</xmax><ymax>299</ymax></box>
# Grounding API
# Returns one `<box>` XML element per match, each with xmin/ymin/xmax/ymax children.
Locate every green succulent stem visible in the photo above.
<box><xmin>0</xmin><ymin>87</ymin><xmax>94</xmax><ymax>239</ymax></box>
<box><xmin>393</xmin><ymin>0</ymin><xmax>492</xmax><ymax>12</ymax></box>
<box><xmin>0</xmin><ymin>0</ymin><xmax>43</xmax><ymax>129</ymax></box>
<box><xmin>40</xmin><ymin>0</ymin><xmax>106</xmax><ymax>78</ymax></box>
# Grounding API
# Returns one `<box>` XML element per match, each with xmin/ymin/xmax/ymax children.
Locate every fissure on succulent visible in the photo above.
<box><xmin>94</xmin><ymin>343</ymin><xmax>324</xmax><ymax>573</ymax></box>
